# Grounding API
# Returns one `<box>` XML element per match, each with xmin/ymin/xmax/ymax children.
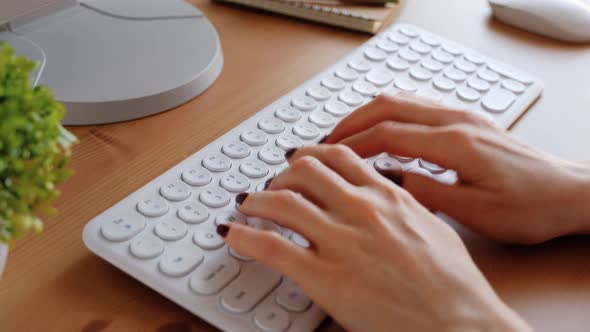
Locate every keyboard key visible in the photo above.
<box><xmin>482</xmin><ymin>88</ymin><xmax>516</xmax><ymax>113</ymax></box>
<box><xmin>137</xmin><ymin>196</ymin><xmax>169</xmax><ymax>217</ymax></box>
<box><xmin>202</xmin><ymin>153</ymin><xmax>232</xmax><ymax>172</ymax></box>
<box><xmin>259</xmin><ymin>117</ymin><xmax>286</xmax><ymax>134</ymax></box>
<box><xmin>306</xmin><ymin>86</ymin><xmax>332</xmax><ymax>101</ymax></box>
<box><xmin>291</xmin><ymin>96</ymin><xmax>318</xmax><ymax>112</ymax></box>
<box><xmin>420</xmin><ymin>34</ymin><xmax>441</xmax><ymax>47</ymax></box>
<box><xmin>416</xmin><ymin>87</ymin><xmax>443</xmax><ymax>103</ymax></box>
<box><xmin>432</xmin><ymin>49</ymin><xmax>454</xmax><ymax>64</ymax></box>
<box><xmin>182</xmin><ymin>167</ymin><xmax>212</xmax><ymax>187</ymax></box>
<box><xmin>386</xmin><ymin>57</ymin><xmax>410</xmax><ymax>71</ymax></box>
<box><xmin>249</xmin><ymin>217</ymin><xmax>282</xmax><ymax>234</ymax></box>
<box><xmin>442</xmin><ymin>43</ymin><xmax>463</xmax><ymax>56</ymax></box>
<box><xmin>454</xmin><ymin>58</ymin><xmax>477</xmax><ymax>73</ymax></box>
<box><xmin>290</xmin><ymin>232</ymin><xmax>310</xmax><ymax>248</ymax></box>
<box><xmin>467</xmin><ymin>77</ymin><xmax>491</xmax><ymax>92</ymax></box>
<box><xmin>177</xmin><ymin>201</ymin><xmax>209</xmax><ymax>224</ymax></box>
<box><xmin>487</xmin><ymin>61</ymin><xmax>534</xmax><ymax>85</ymax></box>
<box><xmin>254</xmin><ymin>306</ymin><xmax>291</xmax><ymax>332</ymax></box>
<box><xmin>276</xmin><ymin>283</ymin><xmax>312</xmax><ymax>312</ymax></box>
<box><xmin>155</xmin><ymin>218</ymin><xmax>188</xmax><ymax>241</ymax></box>
<box><xmin>388</xmin><ymin>32</ymin><xmax>410</xmax><ymax>45</ymax></box>
<box><xmin>189</xmin><ymin>256</ymin><xmax>240</xmax><ymax>295</ymax></box>
<box><xmin>215</xmin><ymin>211</ymin><xmax>248</xmax><ymax>226</ymax></box>
<box><xmin>129</xmin><ymin>232</ymin><xmax>165</xmax><ymax>259</ymax></box>
<box><xmin>364</xmin><ymin>47</ymin><xmax>388</xmax><ymax>61</ymax></box>
<box><xmin>276</xmin><ymin>134</ymin><xmax>304</xmax><ymax>150</ymax></box>
<box><xmin>274</xmin><ymin>106</ymin><xmax>301</xmax><ymax>122</ymax></box>
<box><xmin>160</xmin><ymin>180</ymin><xmax>191</xmax><ymax>201</ymax></box>
<box><xmin>229</xmin><ymin>247</ymin><xmax>254</xmax><ymax>262</ymax></box>
<box><xmin>394</xmin><ymin>77</ymin><xmax>418</xmax><ymax>92</ymax></box>
<box><xmin>241</xmin><ymin>129</ymin><xmax>268</xmax><ymax>146</ymax></box>
<box><xmin>457</xmin><ymin>86</ymin><xmax>481</xmax><ymax>102</ymax></box>
<box><xmin>366</xmin><ymin>68</ymin><xmax>394</xmax><ymax>86</ymax></box>
<box><xmin>477</xmin><ymin>68</ymin><xmax>500</xmax><ymax>83</ymax></box>
<box><xmin>309</xmin><ymin>112</ymin><xmax>335</xmax><ymax>128</ymax></box>
<box><xmin>338</xmin><ymin>90</ymin><xmax>364</xmax><ymax>106</ymax></box>
<box><xmin>199</xmin><ymin>187</ymin><xmax>231</xmax><ymax>208</ymax></box>
<box><xmin>321</xmin><ymin>76</ymin><xmax>346</xmax><ymax>91</ymax></box>
<box><xmin>259</xmin><ymin>146</ymin><xmax>287</xmax><ymax>165</ymax></box>
<box><xmin>352</xmin><ymin>80</ymin><xmax>378</xmax><ymax>96</ymax></box>
<box><xmin>240</xmin><ymin>159</ymin><xmax>269</xmax><ymax>178</ymax></box>
<box><xmin>410</xmin><ymin>67</ymin><xmax>433</xmax><ymax>81</ymax></box>
<box><xmin>443</xmin><ymin>67</ymin><xmax>467</xmax><ymax>82</ymax></box>
<box><xmin>193</xmin><ymin>229</ymin><xmax>225</xmax><ymax>250</ymax></box>
<box><xmin>419</xmin><ymin>159</ymin><xmax>446</xmax><ymax>174</ymax></box>
<box><xmin>409</xmin><ymin>40</ymin><xmax>432</xmax><ymax>55</ymax></box>
<box><xmin>373</xmin><ymin>156</ymin><xmax>403</xmax><ymax>174</ymax></box>
<box><xmin>101</xmin><ymin>212</ymin><xmax>146</xmax><ymax>242</ymax></box>
<box><xmin>376</xmin><ymin>39</ymin><xmax>399</xmax><ymax>53</ymax></box>
<box><xmin>398</xmin><ymin>48</ymin><xmax>421</xmax><ymax>63</ymax></box>
<box><xmin>220</xmin><ymin>172</ymin><xmax>251</xmax><ymax>192</ymax></box>
<box><xmin>222</xmin><ymin>141</ymin><xmax>250</xmax><ymax>159</ymax></box>
<box><xmin>221</xmin><ymin>263</ymin><xmax>282</xmax><ymax>313</ymax></box>
<box><xmin>399</xmin><ymin>25</ymin><xmax>420</xmax><ymax>37</ymax></box>
<box><xmin>407</xmin><ymin>167</ymin><xmax>433</xmax><ymax>178</ymax></box>
<box><xmin>159</xmin><ymin>244</ymin><xmax>204</xmax><ymax>277</ymax></box>
<box><xmin>335</xmin><ymin>67</ymin><xmax>360</xmax><ymax>81</ymax></box>
<box><xmin>501</xmin><ymin>79</ymin><xmax>526</xmax><ymax>94</ymax></box>
<box><xmin>464</xmin><ymin>52</ymin><xmax>486</xmax><ymax>65</ymax></box>
<box><xmin>393</xmin><ymin>155</ymin><xmax>415</xmax><ymax>163</ymax></box>
<box><xmin>433</xmin><ymin>76</ymin><xmax>456</xmax><ymax>91</ymax></box>
<box><xmin>421</xmin><ymin>57</ymin><xmax>443</xmax><ymax>72</ymax></box>
<box><xmin>324</xmin><ymin>100</ymin><xmax>351</xmax><ymax>117</ymax></box>
<box><xmin>348</xmin><ymin>57</ymin><xmax>373</xmax><ymax>72</ymax></box>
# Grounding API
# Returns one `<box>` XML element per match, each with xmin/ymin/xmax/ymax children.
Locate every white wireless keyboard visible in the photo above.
<box><xmin>83</xmin><ymin>24</ymin><xmax>543</xmax><ymax>332</ymax></box>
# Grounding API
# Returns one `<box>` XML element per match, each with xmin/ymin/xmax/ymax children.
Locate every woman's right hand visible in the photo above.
<box><xmin>326</xmin><ymin>93</ymin><xmax>590</xmax><ymax>244</ymax></box>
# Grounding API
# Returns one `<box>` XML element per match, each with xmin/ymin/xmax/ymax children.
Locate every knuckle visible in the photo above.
<box><xmin>438</xmin><ymin>124</ymin><xmax>477</xmax><ymax>148</ymax></box>
<box><xmin>373</xmin><ymin>121</ymin><xmax>397</xmax><ymax>138</ymax></box>
<box><xmin>328</xmin><ymin>144</ymin><xmax>354</xmax><ymax>159</ymax></box>
<box><xmin>292</xmin><ymin>155</ymin><xmax>321</xmax><ymax>173</ymax></box>
<box><xmin>275</xmin><ymin>189</ymin><xmax>301</xmax><ymax>207</ymax></box>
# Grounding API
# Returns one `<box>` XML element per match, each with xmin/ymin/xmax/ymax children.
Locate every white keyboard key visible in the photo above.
<box><xmin>442</xmin><ymin>43</ymin><xmax>463</xmax><ymax>56</ymax></box>
<box><xmin>366</xmin><ymin>68</ymin><xmax>394</xmax><ymax>86</ymax></box>
<box><xmin>203</xmin><ymin>153</ymin><xmax>232</xmax><ymax>172</ymax></box>
<box><xmin>199</xmin><ymin>187</ymin><xmax>231</xmax><ymax>208</ymax></box>
<box><xmin>221</xmin><ymin>263</ymin><xmax>282</xmax><ymax>313</ymax></box>
<box><xmin>410</xmin><ymin>67</ymin><xmax>433</xmax><ymax>81</ymax></box>
<box><xmin>274</xmin><ymin>106</ymin><xmax>301</xmax><ymax>122</ymax></box>
<box><xmin>220</xmin><ymin>173</ymin><xmax>251</xmax><ymax>192</ymax></box>
<box><xmin>155</xmin><ymin>219</ymin><xmax>187</xmax><ymax>241</ymax></box>
<box><xmin>386</xmin><ymin>57</ymin><xmax>410</xmax><ymax>71</ymax></box>
<box><xmin>259</xmin><ymin>117</ymin><xmax>286</xmax><ymax>134</ymax></box>
<box><xmin>189</xmin><ymin>256</ymin><xmax>240</xmax><ymax>295</ymax></box>
<box><xmin>376</xmin><ymin>39</ymin><xmax>399</xmax><ymax>53</ymax></box>
<box><xmin>399</xmin><ymin>25</ymin><xmax>420</xmax><ymax>38</ymax></box>
<box><xmin>394</xmin><ymin>77</ymin><xmax>418</xmax><ymax>92</ymax></box>
<box><xmin>241</xmin><ymin>129</ymin><xmax>268</xmax><ymax>146</ymax></box>
<box><xmin>420</xmin><ymin>34</ymin><xmax>441</xmax><ymax>47</ymax></box>
<box><xmin>457</xmin><ymin>86</ymin><xmax>481</xmax><ymax>102</ymax></box>
<box><xmin>276</xmin><ymin>134</ymin><xmax>304</xmax><ymax>151</ymax></box>
<box><xmin>129</xmin><ymin>232</ymin><xmax>165</xmax><ymax>259</ymax></box>
<box><xmin>443</xmin><ymin>67</ymin><xmax>467</xmax><ymax>82</ymax></box>
<box><xmin>259</xmin><ymin>146</ymin><xmax>287</xmax><ymax>165</ymax></box>
<box><xmin>240</xmin><ymin>159</ymin><xmax>270</xmax><ymax>178</ymax></box>
<box><xmin>454</xmin><ymin>58</ymin><xmax>477</xmax><ymax>73</ymax></box>
<box><xmin>321</xmin><ymin>76</ymin><xmax>346</xmax><ymax>91</ymax></box>
<box><xmin>421</xmin><ymin>57</ymin><xmax>443</xmax><ymax>72</ymax></box>
<box><xmin>467</xmin><ymin>76</ymin><xmax>491</xmax><ymax>92</ymax></box>
<box><xmin>432</xmin><ymin>49</ymin><xmax>454</xmax><ymax>64</ymax></box>
<box><xmin>160</xmin><ymin>180</ymin><xmax>191</xmax><ymax>202</ymax></box>
<box><xmin>464</xmin><ymin>52</ymin><xmax>486</xmax><ymax>65</ymax></box>
<box><xmin>419</xmin><ymin>159</ymin><xmax>446</xmax><ymax>174</ymax></box>
<box><xmin>487</xmin><ymin>62</ymin><xmax>534</xmax><ymax>85</ymax></box>
<box><xmin>501</xmin><ymin>79</ymin><xmax>526</xmax><ymax>94</ymax></box>
<box><xmin>137</xmin><ymin>196</ymin><xmax>169</xmax><ymax>217</ymax></box>
<box><xmin>417</xmin><ymin>87</ymin><xmax>443</xmax><ymax>103</ymax></box>
<box><xmin>182</xmin><ymin>167</ymin><xmax>212</xmax><ymax>187</ymax></box>
<box><xmin>193</xmin><ymin>229</ymin><xmax>225</xmax><ymax>250</ymax></box>
<box><xmin>348</xmin><ymin>57</ymin><xmax>373</xmax><ymax>72</ymax></box>
<box><xmin>393</xmin><ymin>155</ymin><xmax>415</xmax><ymax>163</ymax></box>
<box><xmin>291</xmin><ymin>96</ymin><xmax>318</xmax><ymax>112</ymax></box>
<box><xmin>309</xmin><ymin>112</ymin><xmax>335</xmax><ymax>128</ymax></box>
<box><xmin>276</xmin><ymin>283</ymin><xmax>312</xmax><ymax>312</ymax></box>
<box><xmin>482</xmin><ymin>88</ymin><xmax>516</xmax><ymax>113</ymax></box>
<box><xmin>335</xmin><ymin>67</ymin><xmax>359</xmax><ymax>81</ymax></box>
<box><xmin>352</xmin><ymin>80</ymin><xmax>378</xmax><ymax>96</ymax></box>
<box><xmin>101</xmin><ymin>212</ymin><xmax>146</xmax><ymax>242</ymax></box>
<box><xmin>306</xmin><ymin>86</ymin><xmax>331</xmax><ymax>101</ymax></box>
<box><xmin>229</xmin><ymin>247</ymin><xmax>254</xmax><ymax>262</ymax></box>
<box><xmin>433</xmin><ymin>76</ymin><xmax>456</xmax><ymax>91</ymax></box>
<box><xmin>290</xmin><ymin>232</ymin><xmax>310</xmax><ymax>248</ymax></box>
<box><xmin>364</xmin><ymin>47</ymin><xmax>387</xmax><ymax>61</ymax></box>
<box><xmin>407</xmin><ymin>167</ymin><xmax>433</xmax><ymax>178</ymax></box>
<box><xmin>254</xmin><ymin>306</ymin><xmax>291</xmax><ymax>332</ymax></box>
<box><xmin>409</xmin><ymin>40</ymin><xmax>432</xmax><ymax>55</ymax></box>
<box><xmin>338</xmin><ymin>90</ymin><xmax>363</xmax><ymax>106</ymax></box>
<box><xmin>373</xmin><ymin>156</ymin><xmax>403</xmax><ymax>173</ymax></box>
<box><xmin>249</xmin><ymin>217</ymin><xmax>282</xmax><ymax>234</ymax></box>
<box><xmin>159</xmin><ymin>244</ymin><xmax>204</xmax><ymax>277</ymax></box>
<box><xmin>222</xmin><ymin>141</ymin><xmax>251</xmax><ymax>159</ymax></box>
<box><xmin>477</xmin><ymin>68</ymin><xmax>500</xmax><ymax>83</ymax></box>
<box><xmin>216</xmin><ymin>211</ymin><xmax>248</xmax><ymax>226</ymax></box>
<box><xmin>388</xmin><ymin>32</ymin><xmax>410</xmax><ymax>45</ymax></box>
<box><xmin>398</xmin><ymin>48</ymin><xmax>421</xmax><ymax>63</ymax></box>
<box><xmin>324</xmin><ymin>100</ymin><xmax>351</xmax><ymax>117</ymax></box>
<box><xmin>177</xmin><ymin>201</ymin><xmax>209</xmax><ymax>224</ymax></box>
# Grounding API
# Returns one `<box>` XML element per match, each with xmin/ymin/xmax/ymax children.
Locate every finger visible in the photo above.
<box><xmin>268</xmin><ymin>155</ymin><xmax>355</xmax><ymax>208</ymax></box>
<box><xmin>337</xmin><ymin>121</ymin><xmax>483</xmax><ymax>182</ymax></box>
<box><xmin>325</xmin><ymin>93</ymin><xmax>486</xmax><ymax>144</ymax></box>
<box><xmin>287</xmin><ymin>144</ymin><xmax>382</xmax><ymax>186</ymax></box>
<box><xmin>223</xmin><ymin>223</ymin><xmax>318</xmax><ymax>281</ymax></box>
<box><xmin>238</xmin><ymin>190</ymin><xmax>330</xmax><ymax>243</ymax></box>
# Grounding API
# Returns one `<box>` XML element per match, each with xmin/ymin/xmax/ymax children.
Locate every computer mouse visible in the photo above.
<box><xmin>488</xmin><ymin>0</ymin><xmax>590</xmax><ymax>43</ymax></box>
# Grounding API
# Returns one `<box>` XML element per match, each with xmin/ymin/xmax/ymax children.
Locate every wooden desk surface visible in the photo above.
<box><xmin>1</xmin><ymin>0</ymin><xmax>589</xmax><ymax>331</ymax></box>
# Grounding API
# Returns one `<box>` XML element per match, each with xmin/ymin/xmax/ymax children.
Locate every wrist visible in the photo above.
<box><xmin>560</xmin><ymin>160</ymin><xmax>590</xmax><ymax>235</ymax></box>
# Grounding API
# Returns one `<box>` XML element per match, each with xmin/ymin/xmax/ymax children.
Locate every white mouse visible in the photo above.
<box><xmin>488</xmin><ymin>0</ymin><xmax>590</xmax><ymax>43</ymax></box>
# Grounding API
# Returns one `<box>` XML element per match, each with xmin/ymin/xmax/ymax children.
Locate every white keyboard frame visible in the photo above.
<box><xmin>83</xmin><ymin>24</ymin><xmax>543</xmax><ymax>332</ymax></box>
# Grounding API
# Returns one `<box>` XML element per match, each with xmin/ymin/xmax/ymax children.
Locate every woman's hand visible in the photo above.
<box><xmin>326</xmin><ymin>93</ymin><xmax>590</xmax><ymax>244</ymax></box>
<box><xmin>221</xmin><ymin>144</ymin><xmax>530</xmax><ymax>332</ymax></box>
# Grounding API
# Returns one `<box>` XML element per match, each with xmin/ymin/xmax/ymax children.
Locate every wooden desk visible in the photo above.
<box><xmin>1</xmin><ymin>0</ymin><xmax>589</xmax><ymax>331</ymax></box>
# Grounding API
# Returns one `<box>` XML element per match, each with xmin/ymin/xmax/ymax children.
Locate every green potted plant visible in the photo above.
<box><xmin>0</xmin><ymin>42</ymin><xmax>76</xmax><ymax>277</ymax></box>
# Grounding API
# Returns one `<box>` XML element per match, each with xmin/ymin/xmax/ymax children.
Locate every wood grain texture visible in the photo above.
<box><xmin>1</xmin><ymin>0</ymin><xmax>589</xmax><ymax>331</ymax></box>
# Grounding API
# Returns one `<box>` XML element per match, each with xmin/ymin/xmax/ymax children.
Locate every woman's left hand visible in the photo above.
<box><xmin>220</xmin><ymin>145</ymin><xmax>530</xmax><ymax>332</ymax></box>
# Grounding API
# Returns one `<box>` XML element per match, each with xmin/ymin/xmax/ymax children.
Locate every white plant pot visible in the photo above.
<box><xmin>0</xmin><ymin>243</ymin><xmax>7</xmax><ymax>278</ymax></box>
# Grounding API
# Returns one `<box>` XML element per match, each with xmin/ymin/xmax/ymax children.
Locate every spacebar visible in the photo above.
<box><xmin>221</xmin><ymin>263</ymin><xmax>282</xmax><ymax>314</ymax></box>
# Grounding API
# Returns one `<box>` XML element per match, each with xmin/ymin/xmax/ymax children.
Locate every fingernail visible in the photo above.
<box><xmin>318</xmin><ymin>135</ymin><xmax>329</xmax><ymax>144</ymax></box>
<box><xmin>285</xmin><ymin>148</ymin><xmax>297</xmax><ymax>160</ymax></box>
<box><xmin>264</xmin><ymin>177</ymin><xmax>273</xmax><ymax>190</ymax></box>
<box><xmin>217</xmin><ymin>224</ymin><xmax>230</xmax><ymax>238</ymax></box>
<box><xmin>235</xmin><ymin>192</ymin><xmax>249</xmax><ymax>205</ymax></box>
